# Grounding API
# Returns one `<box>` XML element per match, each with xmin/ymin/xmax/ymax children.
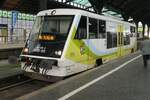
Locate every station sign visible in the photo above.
<box><xmin>11</xmin><ymin>11</ymin><xmax>18</xmax><ymax>28</ymax></box>
<box><xmin>0</xmin><ymin>10</ymin><xmax>35</xmax><ymax>21</ymax></box>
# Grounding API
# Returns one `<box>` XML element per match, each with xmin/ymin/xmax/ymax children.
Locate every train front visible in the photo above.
<box><xmin>20</xmin><ymin>14</ymin><xmax>74</xmax><ymax>81</ymax></box>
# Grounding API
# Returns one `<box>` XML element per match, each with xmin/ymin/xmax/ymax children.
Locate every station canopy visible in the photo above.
<box><xmin>72</xmin><ymin>0</ymin><xmax>91</xmax><ymax>7</ymax></box>
<box><xmin>69</xmin><ymin>0</ymin><xmax>123</xmax><ymax>19</ymax></box>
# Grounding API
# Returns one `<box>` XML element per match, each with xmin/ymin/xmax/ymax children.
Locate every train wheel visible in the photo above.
<box><xmin>131</xmin><ymin>48</ymin><xmax>134</xmax><ymax>53</ymax></box>
<box><xmin>95</xmin><ymin>59</ymin><xmax>103</xmax><ymax>67</ymax></box>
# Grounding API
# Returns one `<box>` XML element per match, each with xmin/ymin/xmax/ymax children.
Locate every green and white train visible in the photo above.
<box><xmin>20</xmin><ymin>9</ymin><xmax>137</xmax><ymax>81</ymax></box>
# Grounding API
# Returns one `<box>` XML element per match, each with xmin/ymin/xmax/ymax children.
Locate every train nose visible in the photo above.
<box><xmin>30</xmin><ymin>59</ymin><xmax>58</xmax><ymax>74</ymax></box>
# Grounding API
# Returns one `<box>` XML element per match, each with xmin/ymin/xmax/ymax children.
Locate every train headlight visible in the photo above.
<box><xmin>55</xmin><ymin>50</ymin><xmax>62</xmax><ymax>56</ymax></box>
<box><xmin>23</xmin><ymin>48</ymin><xmax>29</xmax><ymax>53</ymax></box>
<box><xmin>58</xmin><ymin>50</ymin><xmax>62</xmax><ymax>55</ymax></box>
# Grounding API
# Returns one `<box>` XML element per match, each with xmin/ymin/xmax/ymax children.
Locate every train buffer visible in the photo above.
<box><xmin>16</xmin><ymin>51</ymin><xmax>150</xmax><ymax>100</ymax></box>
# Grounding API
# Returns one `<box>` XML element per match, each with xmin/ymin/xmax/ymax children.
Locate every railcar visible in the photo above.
<box><xmin>20</xmin><ymin>9</ymin><xmax>137</xmax><ymax>81</ymax></box>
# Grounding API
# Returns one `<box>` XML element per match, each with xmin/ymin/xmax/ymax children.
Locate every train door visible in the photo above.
<box><xmin>73</xmin><ymin>16</ymin><xmax>89</xmax><ymax>69</ymax></box>
<box><xmin>87</xmin><ymin>17</ymin><xmax>99</xmax><ymax>68</ymax></box>
<box><xmin>117</xmin><ymin>24</ymin><xmax>124</xmax><ymax>57</ymax></box>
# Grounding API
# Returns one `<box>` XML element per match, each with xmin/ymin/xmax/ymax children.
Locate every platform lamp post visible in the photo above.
<box><xmin>147</xmin><ymin>26</ymin><xmax>150</xmax><ymax>38</ymax></box>
<box><xmin>142</xmin><ymin>22</ymin><xmax>145</xmax><ymax>39</ymax></box>
<box><xmin>135</xmin><ymin>20</ymin><xmax>140</xmax><ymax>38</ymax></box>
<box><xmin>10</xmin><ymin>11</ymin><xmax>18</xmax><ymax>43</ymax></box>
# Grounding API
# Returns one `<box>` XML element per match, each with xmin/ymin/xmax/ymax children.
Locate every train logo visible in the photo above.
<box><xmin>80</xmin><ymin>43</ymin><xmax>86</xmax><ymax>55</ymax></box>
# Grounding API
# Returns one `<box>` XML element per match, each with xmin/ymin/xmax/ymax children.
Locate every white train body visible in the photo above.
<box><xmin>20</xmin><ymin>9</ymin><xmax>137</xmax><ymax>81</ymax></box>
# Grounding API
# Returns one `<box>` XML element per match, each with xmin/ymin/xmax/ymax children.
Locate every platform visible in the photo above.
<box><xmin>0</xmin><ymin>37</ymin><xmax>25</xmax><ymax>59</ymax></box>
<box><xmin>0</xmin><ymin>43</ymin><xmax>24</xmax><ymax>50</ymax></box>
<box><xmin>15</xmin><ymin>51</ymin><xmax>150</xmax><ymax>100</ymax></box>
<box><xmin>0</xmin><ymin>60</ymin><xmax>22</xmax><ymax>79</ymax></box>
<box><xmin>0</xmin><ymin>43</ymin><xmax>24</xmax><ymax>59</ymax></box>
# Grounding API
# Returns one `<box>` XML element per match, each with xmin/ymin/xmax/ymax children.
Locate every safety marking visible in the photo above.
<box><xmin>58</xmin><ymin>55</ymin><xmax>141</xmax><ymax>100</ymax></box>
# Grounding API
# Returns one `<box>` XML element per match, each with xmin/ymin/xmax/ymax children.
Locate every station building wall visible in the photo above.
<box><xmin>0</xmin><ymin>10</ymin><xmax>36</xmax><ymax>42</ymax></box>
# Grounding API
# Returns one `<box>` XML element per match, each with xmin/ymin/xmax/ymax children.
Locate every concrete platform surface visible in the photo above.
<box><xmin>16</xmin><ymin>52</ymin><xmax>150</xmax><ymax>100</ymax></box>
<box><xmin>0</xmin><ymin>43</ymin><xmax>24</xmax><ymax>50</ymax></box>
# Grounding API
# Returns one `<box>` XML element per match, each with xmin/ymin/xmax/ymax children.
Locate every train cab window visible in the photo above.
<box><xmin>74</xmin><ymin>16</ymin><xmax>87</xmax><ymax>39</ymax></box>
<box><xmin>89</xmin><ymin>18</ymin><xmax>98</xmax><ymax>39</ymax></box>
<box><xmin>98</xmin><ymin>20</ymin><xmax>106</xmax><ymax>38</ymax></box>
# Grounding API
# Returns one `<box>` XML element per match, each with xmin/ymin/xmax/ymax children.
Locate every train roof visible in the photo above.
<box><xmin>37</xmin><ymin>8</ymin><xmax>135</xmax><ymax>26</ymax></box>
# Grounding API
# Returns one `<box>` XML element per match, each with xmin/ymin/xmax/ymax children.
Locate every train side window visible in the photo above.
<box><xmin>112</xmin><ymin>33</ymin><xmax>117</xmax><ymax>47</ymax></box>
<box><xmin>107</xmin><ymin>32</ymin><xmax>112</xmax><ymax>48</ymax></box>
<box><xmin>89</xmin><ymin>18</ymin><xmax>98</xmax><ymax>39</ymax></box>
<box><xmin>130</xmin><ymin>26</ymin><xmax>135</xmax><ymax>33</ymax></box>
<box><xmin>130</xmin><ymin>26</ymin><xmax>135</xmax><ymax>37</ymax></box>
<box><xmin>107</xmin><ymin>32</ymin><xmax>117</xmax><ymax>48</ymax></box>
<box><xmin>98</xmin><ymin>20</ymin><xmax>106</xmax><ymax>38</ymax></box>
<box><xmin>74</xmin><ymin>16</ymin><xmax>87</xmax><ymax>39</ymax></box>
<box><xmin>124</xmin><ymin>33</ymin><xmax>130</xmax><ymax>45</ymax></box>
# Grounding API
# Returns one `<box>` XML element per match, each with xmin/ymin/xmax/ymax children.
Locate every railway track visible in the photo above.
<box><xmin>0</xmin><ymin>79</ymin><xmax>33</xmax><ymax>91</ymax></box>
<box><xmin>0</xmin><ymin>67</ymin><xmax>92</xmax><ymax>100</ymax></box>
<box><xmin>0</xmin><ymin>74</ymin><xmax>51</xmax><ymax>100</ymax></box>
<box><xmin>0</xmin><ymin>74</ymin><xmax>30</xmax><ymax>89</ymax></box>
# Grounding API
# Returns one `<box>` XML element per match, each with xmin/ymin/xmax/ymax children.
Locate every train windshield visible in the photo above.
<box><xmin>23</xmin><ymin>15</ymin><xmax>74</xmax><ymax>58</ymax></box>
